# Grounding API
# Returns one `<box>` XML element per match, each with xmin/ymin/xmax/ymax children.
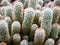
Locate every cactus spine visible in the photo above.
<box><xmin>13</xmin><ymin>2</ymin><xmax>23</xmax><ymax>24</ymax></box>
<box><xmin>11</xmin><ymin>21</ymin><xmax>21</xmax><ymax>36</ymax></box>
<box><xmin>0</xmin><ymin>20</ymin><xmax>11</xmax><ymax>44</ymax></box>
<box><xmin>41</xmin><ymin>8</ymin><xmax>53</xmax><ymax>38</ymax></box>
<box><xmin>12</xmin><ymin>34</ymin><xmax>21</xmax><ymax>45</ymax></box>
<box><xmin>29</xmin><ymin>24</ymin><xmax>38</xmax><ymax>41</ymax></box>
<box><xmin>20</xmin><ymin>40</ymin><xmax>28</xmax><ymax>45</ymax></box>
<box><xmin>50</xmin><ymin>23</ymin><xmax>59</xmax><ymax>40</ymax></box>
<box><xmin>34</xmin><ymin>27</ymin><xmax>46</xmax><ymax>45</ymax></box>
<box><xmin>44</xmin><ymin>38</ymin><xmax>54</xmax><ymax>45</ymax></box>
<box><xmin>22</xmin><ymin>7</ymin><xmax>34</xmax><ymax>35</ymax></box>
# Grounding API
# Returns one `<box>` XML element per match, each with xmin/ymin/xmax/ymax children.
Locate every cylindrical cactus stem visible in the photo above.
<box><xmin>1</xmin><ymin>0</ymin><xmax>12</xmax><ymax>6</ymax></box>
<box><xmin>33</xmin><ymin>10</ymin><xmax>42</xmax><ymax>27</ymax></box>
<box><xmin>34</xmin><ymin>27</ymin><xmax>46</xmax><ymax>45</ymax></box>
<box><xmin>23</xmin><ymin>35</ymin><xmax>29</xmax><ymax>41</ymax></box>
<box><xmin>13</xmin><ymin>2</ymin><xmax>23</xmax><ymax>24</ymax></box>
<box><xmin>0</xmin><ymin>20</ymin><xmax>11</xmax><ymax>45</ymax></box>
<box><xmin>12</xmin><ymin>34</ymin><xmax>21</xmax><ymax>45</ymax></box>
<box><xmin>20</xmin><ymin>40</ymin><xmax>28</xmax><ymax>45</ymax></box>
<box><xmin>29</xmin><ymin>24</ymin><xmax>38</xmax><ymax>41</ymax></box>
<box><xmin>28</xmin><ymin>41</ymin><xmax>34</xmax><ymax>45</ymax></box>
<box><xmin>44</xmin><ymin>38</ymin><xmax>54</xmax><ymax>45</ymax></box>
<box><xmin>41</xmin><ymin>8</ymin><xmax>53</xmax><ymax>38</ymax></box>
<box><xmin>11</xmin><ymin>21</ymin><xmax>21</xmax><ymax>36</ymax></box>
<box><xmin>4</xmin><ymin>16</ymin><xmax>12</xmax><ymax>35</ymax></box>
<box><xmin>5</xmin><ymin>6</ymin><xmax>13</xmax><ymax>21</ymax></box>
<box><xmin>22</xmin><ymin>7</ymin><xmax>34</xmax><ymax>35</ymax></box>
<box><xmin>52</xmin><ymin>6</ymin><xmax>60</xmax><ymax>24</ymax></box>
<box><xmin>28</xmin><ymin>0</ymin><xmax>36</xmax><ymax>9</ymax></box>
<box><xmin>50</xmin><ymin>23</ymin><xmax>59</xmax><ymax>40</ymax></box>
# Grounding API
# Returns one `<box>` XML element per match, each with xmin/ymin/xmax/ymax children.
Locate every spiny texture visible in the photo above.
<box><xmin>41</xmin><ymin>8</ymin><xmax>53</xmax><ymax>38</ymax></box>
<box><xmin>13</xmin><ymin>2</ymin><xmax>23</xmax><ymax>24</ymax></box>
<box><xmin>12</xmin><ymin>34</ymin><xmax>21</xmax><ymax>45</ymax></box>
<box><xmin>52</xmin><ymin>6</ymin><xmax>60</xmax><ymax>24</ymax></box>
<box><xmin>43</xmin><ymin>0</ymin><xmax>50</xmax><ymax>4</ymax></box>
<box><xmin>1</xmin><ymin>0</ymin><xmax>12</xmax><ymax>6</ymax></box>
<box><xmin>34</xmin><ymin>10</ymin><xmax>42</xmax><ymax>26</ymax></box>
<box><xmin>4</xmin><ymin>16</ymin><xmax>12</xmax><ymax>35</ymax></box>
<box><xmin>23</xmin><ymin>35</ymin><xmax>29</xmax><ymax>41</ymax></box>
<box><xmin>22</xmin><ymin>7</ymin><xmax>34</xmax><ymax>35</ymax></box>
<box><xmin>0</xmin><ymin>14</ymin><xmax>3</xmax><ymax>20</ymax></box>
<box><xmin>11</xmin><ymin>21</ymin><xmax>21</xmax><ymax>36</ymax></box>
<box><xmin>5</xmin><ymin>6</ymin><xmax>12</xmax><ymax>20</ymax></box>
<box><xmin>54</xmin><ymin>0</ymin><xmax>60</xmax><ymax>6</ymax></box>
<box><xmin>44</xmin><ymin>38</ymin><xmax>54</xmax><ymax>45</ymax></box>
<box><xmin>29</xmin><ymin>24</ymin><xmax>38</xmax><ymax>41</ymax></box>
<box><xmin>34</xmin><ymin>28</ymin><xmax>46</xmax><ymax>45</ymax></box>
<box><xmin>50</xmin><ymin>23</ymin><xmax>59</xmax><ymax>40</ymax></box>
<box><xmin>0</xmin><ymin>20</ymin><xmax>11</xmax><ymax>44</ymax></box>
<box><xmin>28</xmin><ymin>0</ymin><xmax>36</xmax><ymax>9</ymax></box>
<box><xmin>20</xmin><ymin>40</ymin><xmax>28</xmax><ymax>45</ymax></box>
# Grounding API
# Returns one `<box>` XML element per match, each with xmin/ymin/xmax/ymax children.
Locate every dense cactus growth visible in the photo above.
<box><xmin>5</xmin><ymin>6</ymin><xmax>12</xmax><ymax>20</ymax></box>
<box><xmin>44</xmin><ymin>38</ymin><xmax>54</xmax><ymax>45</ymax></box>
<box><xmin>13</xmin><ymin>2</ymin><xmax>23</xmax><ymax>24</ymax></box>
<box><xmin>0</xmin><ymin>20</ymin><xmax>11</xmax><ymax>44</ymax></box>
<box><xmin>4</xmin><ymin>16</ymin><xmax>12</xmax><ymax>34</ymax></box>
<box><xmin>29</xmin><ymin>24</ymin><xmax>38</xmax><ymax>41</ymax></box>
<box><xmin>52</xmin><ymin>6</ymin><xmax>60</xmax><ymax>24</ymax></box>
<box><xmin>41</xmin><ymin>8</ymin><xmax>53</xmax><ymax>38</ymax></box>
<box><xmin>12</xmin><ymin>34</ymin><xmax>21</xmax><ymax>45</ymax></box>
<box><xmin>57</xmin><ymin>38</ymin><xmax>60</xmax><ymax>45</ymax></box>
<box><xmin>1</xmin><ymin>0</ymin><xmax>12</xmax><ymax>6</ymax></box>
<box><xmin>20</xmin><ymin>40</ymin><xmax>28</xmax><ymax>45</ymax></box>
<box><xmin>28</xmin><ymin>41</ymin><xmax>34</xmax><ymax>45</ymax></box>
<box><xmin>34</xmin><ymin>10</ymin><xmax>42</xmax><ymax>26</ymax></box>
<box><xmin>22</xmin><ymin>7</ymin><xmax>34</xmax><ymax>35</ymax></box>
<box><xmin>50</xmin><ymin>23</ymin><xmax>59</xmax><ymax>40</ymax></box>
<box><xmin>11</xmin><ymin>21</ymin><xmax>21</xmax><ymax>36</ymax></box>
<box><xmin>28</xmin><ymin>0</ymin><xmax>36</xmax><ymax>9</ymax></box>
<box><xmin>0</xmin><ymin>14</ymin><xmax>3</xmax><ymax>20</ymax></box>
<box><xmin>34</xmin><ymin>27</ymin><xmax>46</xmax><ymax>45</ymax></box>
<box><xmin>43</xmin><ymin>0</ymin><xmax>50</xmax><ymax>4</ymax></box>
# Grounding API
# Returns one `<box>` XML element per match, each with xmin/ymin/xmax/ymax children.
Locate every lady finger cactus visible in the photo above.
<box><xmin>12</xmin><ymin>34</ymin><xmax>21</xmax><ymax>45</ymax></box>
<box><xmin>22</xmin><ymin>7</ymin><xmax>34</xmax><ymax>35</ymax></box>
<box><xmin>20</xmin><ymin>40</ymin><xmax>28</xmax><ymax>45</ymax></box>
<box><xmin>1</xmin><ymin>0</ymin><xmax>12</xmax><ymax>6</ymax></box>
<box><xmin>44</xmin><ymin>38</ymin><xmax>54</xmax><ymax>45</ymax></box>
<box><xmin>52</xmin><ymin>6</ymin><xmax>60</xmax><ymax>24</ymax></box>
<box><xmin>50</xmin><ymin>23</ymin><xmax>59</xmax><ymax>40</ymax></box>
<box><xmin>4</xmin><ymin>16</ymin><xmax>12</xmax><ymax>35</ymax></box>
<box><xmin>41</xmin><ymin>8</ymin><xmax>53</xmax><ymax>38</ymax></box>
<box><xmin>0</xmin><ymin>20</ymin><xmax>11</xmax><ymax>45</ymax></box>
<box><xmin>29</xmin><ymin>24</ymin><xmax>38</xmax><ymax>41</ymax></box>
<box><xmin>34</xmin><ymin>27</ymin><xmax>46</xmax><ymax>45</ymax></box>
<box><xmin>13</xmin><ymin>2</ymin><xmax>23</xmax><ymax>24</ymax></box>
<box><xmin>11</xmin><ymin>21</ymin><xmax>21</xmax><ymax>36</ymax></box>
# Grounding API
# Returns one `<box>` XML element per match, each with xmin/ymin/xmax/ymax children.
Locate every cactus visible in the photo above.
<box><xmin>5</xmin><ymin>6</ymin><xmax>12</xmax><ymax>20</ymax></box>
<box><xmin>52</xmin><ymin>6</ymin><xmax>60</xmax><ymax>24</ymax></box>
<box><xmin>44</xmin><ymin>38</ymin><xmax>54</xmax><ymax>45</ymax></box>
<box><xmin>0</xmin><ymin>20</ymin><xmax>11</xmax><ymax>45</ymax></box>
<box><xmin>1</xmin><ymin>0</ymin><xmax>12</xmax><ymax>6</ymax></box>
<box><xmin>12</xmin><ymin>34</ymin><xmax>21</xmax><ymax>45</ymax></box>
<box><xmin>4</xmin><ymin>16</ymin><xmax>12</xmax><ymax>35</ymax></box>
<box><xmin>20</xmin><ymin>40</ymin><xmax>28</xmax><ymax>45</ymax></box>
<box><xmin>34</xmin><ymin>27</ymin><xmax>46</xmax><ymax>45</ymax></box>
<box><xmin>11</xmin><ymin>21</ymin><xmax>21</xmax><ymax>36</ymax></box>
<box><xmin>57</xmin><ymin>38</ymin><xmax>60</xmax><ymax>45</ymax></box>
<box><xmin>20</xmin><ymin>0</ymin><xmax>25</xmax><ymax>4</ymax></box>
<box><xmin>50</xmin><ymin>23</ymin><xmax>59</xmax><ymax>40</ymax></box>
<box><xmin>23</xmin><ymin>35</ymin><xmax>29</xmax><ymax>41</ymax></box>
<box><xmin>0</xmin><ymin>14</ymin><xmax>3</xmax><ymax>20</ymax></box>
<box><xmin>13</xmin><ymin>2</ymin><xmax>23</xmax><ymax>24</ymax></box>
<box><xmin>29</xmin><ymin>24</ymin><xmax>38</xmax><ymax>41</ymax></box>
<box><xmin>41</xmin><ymin>8</ymin><xmax>53</xmax><ymax>38</ymax></box>
<box><xmin>28</xmin><ymin>0</ymin><xmax>36</xmax><ymax>9</ymax></box>
<box><xmin>22</xmin><ymin>7</ymin><xmax>34</xmax><ymax>35</ymax></box>
<box><xmin>54</xmin><ymin>0</ymin><xmax>60</xmax><ymax>6</ymax></box>
<box><xmin>43</xmin><ymin>0</ymin><xmax>50</xmax><ymax>4</ymax></box>
<box><xmin>28</xmin><ymin>41</ymin><xmax>34</xmax><ymax>45</ymax></box>
<box><xmin>34</xmin><ymin>10</ymin><xmax>42</xmax><ymax>26</ymax></box>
